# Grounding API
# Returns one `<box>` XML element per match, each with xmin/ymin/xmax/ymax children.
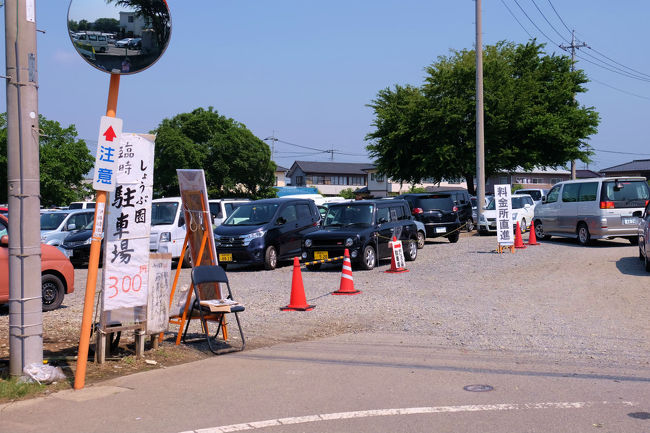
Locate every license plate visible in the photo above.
<box><xmin>314</xmin><ymin>251</ymin><xmax>328</xmax><ymax>260</ymax></box>
<box><xmin>435</xmin><ymin>227</ymin><xmax>446</xmax><ymax>233</ymax></box>
<box><xmin>622</xmin><ymin>217</ymin><xmax>638</xmax><ymax>225</ymax></box>
<box><xmin>219</xmin><ymin>253</ymin><xmax>232</xmax><ymax>262</ymax></box>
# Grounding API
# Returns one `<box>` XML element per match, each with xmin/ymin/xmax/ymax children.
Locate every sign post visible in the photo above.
<box><xmin>494</xmin><ymin>184</ymin><xmax>514</xmax><ymax>253</ymax></box>
<box><xmin>67</xmin><ymin>0</ymin><xmax>171</xmax><ymax>389</ymax></box>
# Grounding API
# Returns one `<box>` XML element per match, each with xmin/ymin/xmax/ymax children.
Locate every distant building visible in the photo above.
<box><xmin>274</xmin><ymin>165</ymin><xmax>289</xmax><ymax>187</ymax></box>
<box><xmin>576</xmin><ymin>169</ymin><xmax>603</xmax><ymax>179</ymax></box>
<box><xmin>363</xmin><ymin>167</ymin><xmax>466</xmax><ymax>197</ymax></box>
<box><xmin>486</xmin><ymin>167</ymin><xmax>571</xmax><ymax>193</ymax></box>
<box><xmin>600</xmin><ymin>159</ymin><xmax>650</xmax><ymax>179</ymax></box>
<box><xmin>286</xmin><ymin>161</ymin><xmax>371</xmax><ymax>195</ymax></box>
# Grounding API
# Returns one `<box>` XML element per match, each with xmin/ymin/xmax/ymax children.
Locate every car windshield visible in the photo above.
<box><xmin>151</xmin><ymin>202</ymin><xmax>179</xmax><ymax>225</ymax></box>
<box><xmin>412</xmin><ymin>196</ymin><xmax>454</xmax><ymax>210</ymax></box>
<box><xmin>323</xmin><ymin>204</ymin><xmax>374</xmax><ymax>227</ymax></box>
<box><xmin>517</xmin><ymin>190</ymin><xmax>541</xmax><ymax>200</ymax></box>
<box><xmin>486</xmin><ymin>196</ymin><xmax>528</xmax><ymax>210</ymax></box>
<box><xmin>40</xmin><ymin>212</ymin><xmax>69</xmax><ymax>230</ymax></box>
<box><xmin>223</xmin><ymin>203</ymin><xmax>279</xmax><ymax>225</ymax></box>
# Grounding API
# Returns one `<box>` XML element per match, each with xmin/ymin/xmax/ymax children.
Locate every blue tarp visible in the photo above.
<box><xmin>274</xmin><ymin>186</ymin><xmax>319</xmax><ymax>197</ymax></box>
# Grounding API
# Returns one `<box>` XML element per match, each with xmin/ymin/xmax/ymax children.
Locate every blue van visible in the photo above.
<box><xmin>214</xmin><ymin>198</ymin><xmax>321</xmax><ymax>270</ymax></box>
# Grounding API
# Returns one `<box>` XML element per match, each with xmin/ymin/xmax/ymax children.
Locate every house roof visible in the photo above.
<box><xmin>576</xmin><ymin>169</ymin><xmax>603</xmax><ymax>178</ymax></box>
<box><xmin>600</xmin><ymin>159</ymin><xmax>650</xmax><ymax>173</ymax></box>
<box><xmin>274</xmin><ymin>165</ymin><xmax>289</xmax><ymax>172</ymax></box>
<box><xmin>287</xmin><ymin>161</ymin><xmax>374</xmax><ymax>177</ymax></box>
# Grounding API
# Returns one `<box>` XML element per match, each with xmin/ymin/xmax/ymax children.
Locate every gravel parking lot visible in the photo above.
<box><xmin>1</xmin><ymin>231</ymin><xmax>649</xmax><ymax>372</ymax></box>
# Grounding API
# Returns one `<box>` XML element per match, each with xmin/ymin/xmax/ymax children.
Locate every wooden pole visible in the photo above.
<box><xmin>74</xmin><ymin>74</ymin><xmax>120</xmax><ymax>390</ymax></box>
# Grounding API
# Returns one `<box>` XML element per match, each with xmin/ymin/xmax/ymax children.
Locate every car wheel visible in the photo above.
<box><xmin>306</xmin><ymin>263</ymin><xmax>321</xmax><ymax>271</ymax></box>
<box><xmin>465</xmin><ymin>218</ymin><xmax>474</xmax><ymax>232</ymax></box>
<box><xmin>448</xmin><ymin>232</ymin><xmax>460</xmax><ymax>243</ymax></box>
<box><xmin>640</xmin><ymin>245</ymin><xmax>645</xmax><ymax>261</ymax></box>
<box><xmin>181</xmin><ymin>248</ymin><xmax>192</xmax><ymax>268</ymax></box>
<box><xmin>264</xmin><ymin>246</ymin><xmax>277</xmax><ymax>270</ymax></box>
<box><xmin>478</xmin><ymin>229</ymin><xmax>489</xmax><ymax>236</ymax></box>
<box><xmin>405</xmin><ymin>239</ymin><xmax>418</xmax><ymax>261</ymax></box>
<box><xmin>417</xmin><ymin>231</ymin><xmax>425</xmax><ymax>249</ymax></box>
<box><xmin>42</xmin><ymin>274</ymin><xmax>64</xmax><ymax>312</ymax></box>
<box><xmin>219</xmin><ymin>263</ymin><xmax>228</xmax><ymax>270</ymax></box>
<box><xmin>359</xmin><ymin>245</ymin><xmax>376</xmax><ymax>270</ymax></box>
<box><xmin>535</xmin><ymin>220</ymin><xmax>551</xmax><ymax>240</ymax></box>
<box><xmin>577</xmin><ymin>223</ymin><xmax>591</xmax><ymax>246</ymax></box>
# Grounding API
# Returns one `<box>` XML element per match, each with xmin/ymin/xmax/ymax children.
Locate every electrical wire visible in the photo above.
<box><xmin>545</xmin><ymin>0</ymin><xmax>573</xmax><ymax>35</ymax></box>
<box><xmin>511</xmin><ymin>0</ymin><xmax>562</xmax><ymax>47</ymax></box>
<box><xmin>529</xmin><ymin>0</ymin><xmax>571</xmax><ymax>44</ymax></box>
<box><xmin>591</xmin><ymin>148</ymin><xmax>650</xmax><ymax>156</ymax></box>
<box><xmin>500</xmin><ymin>0</ymin><xmax>534</xmax><ymax>39</ymax></box>
<box><xmin>588</xmin><ymin>78</ymin><xmax>650</xmax><ymax>101</ymax></box>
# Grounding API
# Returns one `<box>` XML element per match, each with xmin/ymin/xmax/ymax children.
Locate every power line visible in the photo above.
<box><xmin>529</xmin><ymin>0</ymin><xmax>570</xmax><ymax>44</ymax></box>
<box><xmin>546</xmin><ymin>0</ymin><xmax>572</xmax><ymax>35</ymax></box>
<box><xmin>500</xmin><ymin>0</ymin><xmax>534</xmax><ymax>39</ymax></box>
<box><xmin>588</xmin><ymin>78</ymin><xmax>650</xmax><ymax>101</ymax></box>
<box><xmin>511</xmin><ymin>0</ymin><xmax>562</xmax><ymax>47</ymax></box>
<box><xmin>591</xmin><ymin>147</ymin><xmax>650</xmax><ymax>156</ymax></box>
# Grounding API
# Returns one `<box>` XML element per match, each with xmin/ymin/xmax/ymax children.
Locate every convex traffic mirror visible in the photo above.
<box><xmin>67</xmin><ymin>0</ymin><xmax>171</xmax><ymax>75</ymax></box>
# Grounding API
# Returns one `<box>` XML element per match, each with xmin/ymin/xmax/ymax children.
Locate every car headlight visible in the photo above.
<box><xmin>305</xmin><ymin>238</ymin><xmax>312</xmax><ymax>248</ymax></box>
<box><xmin>160</xmin><ymin>232</ymin><xmax>171</xmax><ymax>243</ymax></box>
<box><xmin>242</xmin><ymin>230</ymin><xmax>265</xmax><ymax>246</ymax></box>
<box><xmin>345</xmin><ymin>237</ymin><xmax>354</xmax><ymax>247</ymax></box>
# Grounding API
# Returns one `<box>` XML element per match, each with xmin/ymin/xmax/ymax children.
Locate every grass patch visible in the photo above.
<box><xmin>0</xmin><ymin>376</ymin><xmax>46</xmax><ymax>401</ymax></box>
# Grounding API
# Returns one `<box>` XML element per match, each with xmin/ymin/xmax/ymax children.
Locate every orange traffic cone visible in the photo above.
<box><xmin>528</xmin><ymin>221</ymin><xmax>539</xmax><ymax>245</ymax></box>
<box><xmin>385</xmin><ymin>236</ymin><xmax>409</xmax><ymax>273</ymax></box>
<box><xmin>514</xmin><ymin>221</ymin><xmax>527</xmax><ymax>249</ymax></box>
<box><xmin>332</xmin><ymin>249</ymin><xmax>361</xmax><ymax>295</ymax></box>
<box><xmin>281</xmin><ymin>257</ymin><xmax>315</xmax><ymax>311</ymax></box>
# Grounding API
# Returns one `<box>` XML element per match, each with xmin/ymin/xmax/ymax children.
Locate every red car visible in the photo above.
<box><xmin>0</xmin><ymin>214</ymin><xmax>75</xmax><ymax>311</ymax></box>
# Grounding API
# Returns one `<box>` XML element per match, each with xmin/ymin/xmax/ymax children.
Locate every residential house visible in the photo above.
<box><xmin>486</xmin><ymin>167</ymin><xmax>571</xmax><ymax>193</ymax></box>
<box><xmin>274</xmin><ymin>165</ymin><xmax>289</xmax><ymax>187</ymax></box>
<box><xmin>599</xmin><ymin>160</ymin><xmax>650</xmax><ymax>180</ymax></box>
<box><xmin>286</xmin><ymin>161</ymin><xmax>372</xmax><ymax>195</ymax></box>
<box><xmin>363</xmin><ymin>167</ymin><xmax>467</xmax><ymax>197</ymax></box>
<box><xmin>576</xmin><ymin>169</ymin><xmax>603</xmax><ymax>179</ymax></box>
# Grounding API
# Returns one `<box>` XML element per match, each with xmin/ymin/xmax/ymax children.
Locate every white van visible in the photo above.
<box><xmin>72</xmin><ymin>32</ymin><xmax>108</xmax><ymax>53</ymax></box>
<box><xmin>533</xmin><ymin>177</ymin><xmax>650</xmax><ymax>245</ymax></box>
<box><xmin>149</xmin><ymin>197</ymin><xmax>189</xmax><ymax>265</ymax></box>
<box><xmin>68</xmin><ymin>201</ymin><xmax>96</xmax><ymax>210</ymax></box>
<box><xmin>208</xmin><ymin>198</ymin><xmax>251</xmax><ymax>227</ymax></box>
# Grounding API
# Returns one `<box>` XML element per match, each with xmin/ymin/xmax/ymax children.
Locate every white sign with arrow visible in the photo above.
<box><xmin>92</xmin><ymin>116</ymin><xmax>123</xmax><ymax>192</ymax></box>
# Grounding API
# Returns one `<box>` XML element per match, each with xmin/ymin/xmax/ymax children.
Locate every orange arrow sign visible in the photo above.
<box><xmin>103</xmin><ymin>126</ymin><xmax>117</xmax><ymax>142</ymax></box>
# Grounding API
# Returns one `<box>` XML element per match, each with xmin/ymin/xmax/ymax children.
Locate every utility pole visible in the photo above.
<box><xmin>475</xmin><ymin>0</ymin><xmax>486</xmax><ymax>222</ymax></box>
<box><xmin>560</xmin><ymin>30</ymin><xmax>587</xmax><ymax>180</ymax></box>
<box><xmin>264</xmin><ymin>131</ymin><xmax>278</xmax><ymax>161</ymax></box>
<box><xmin>5</xmin><ymin>0</ymin><xmax>43</xmax><ymax>375</ymax></box>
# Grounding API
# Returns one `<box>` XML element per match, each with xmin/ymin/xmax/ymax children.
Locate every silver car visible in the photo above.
<box><xmin>638</xmin><ymin>201</ymin><xmax>650</xmax><ymax>271</ymax></box>
<box><xmin>40</xmin><ymin>209</ymin><xmax>94</xmax><ymax>247</ymax></box>
<box><xmin>534</xmin><ymin>177</ymin><xmax>649</xmax><ymax>246</ymax></box>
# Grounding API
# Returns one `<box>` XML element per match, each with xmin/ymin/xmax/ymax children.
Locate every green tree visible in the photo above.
<box><xmin>366</xmin><ymin>41</ymin><xmax>600</xmax><ymax>194</ymax></box>
<box><xmin>0</xmin><ymin>114</ymin><xmax>93</xmax><ymax>206</ymax></box>
<box><xmin>152</xmin><ymin>107</ymin><xmax>276</xmax><ymax>199</ymax></box>
<box><xmin>93</xmin><ymin>18</ymin><xmax>119</xmax><ymax>33</ymax></box>
<box><xmin>339</xmin><ymin>188</ymin><xmax>356</xmax><ymax>199</ymax></box>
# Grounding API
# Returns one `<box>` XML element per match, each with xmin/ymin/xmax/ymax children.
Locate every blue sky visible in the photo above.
<box><xmin>2</xmin><ymin>0</ymin><xmax>649</xmax><ymax>172</ymax></box>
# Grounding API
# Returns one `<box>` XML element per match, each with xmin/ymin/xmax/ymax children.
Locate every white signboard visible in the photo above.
<box><xmin>92</xmin><ymin>116</ymin><xmax>123</xmax><ymax>192</ymax></box>
<box><xmin>391</xmin><ymin>239</ymin><xmax>406</xmax><ymax>269</ymax></box>
<box><xmin>146</xmin><ymin>253</ymin><xmax>172</xmax><ymax>334</ymax></box>
<box><xmin>494</xmin><ymin>184</ymin><xmax>514</xmax><ymax>246</ymax></box>
<box><xmin>103</xmin><ymin>134</ymin><xmax>155</xmax><ymax>311</ymax></box>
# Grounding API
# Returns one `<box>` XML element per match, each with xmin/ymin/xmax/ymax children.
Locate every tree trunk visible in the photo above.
<box><xmin>465</xmin><ymin>174</ymin><xmax>476</xmax><ymax>195</ymax></box>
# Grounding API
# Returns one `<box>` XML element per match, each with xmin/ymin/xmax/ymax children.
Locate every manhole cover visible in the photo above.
<box><xmin>463</xmin><ymin>384</ymin><xmax>494</xmax><ymax>392</ymax></box>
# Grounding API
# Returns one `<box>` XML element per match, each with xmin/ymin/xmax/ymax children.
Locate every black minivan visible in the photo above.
<box><xmin>397</xmin><ymin>193</ymin><xmax>461</xmax><ymax>243</ymax></box>
<box><xmin>213</xmin><ymin>198</ymin><xmax>321</xmax><ymax>270</ymax></box>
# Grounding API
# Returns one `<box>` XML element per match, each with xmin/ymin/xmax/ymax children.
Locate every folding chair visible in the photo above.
<box><xmin>182</xmin><ymin>265</ymin><xmax>245</xmax><ymax>354</ymax></box>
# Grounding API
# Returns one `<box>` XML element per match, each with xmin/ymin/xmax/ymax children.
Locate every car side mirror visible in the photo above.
<box><xmin>541</xmin><ymin>197</ymin><xmax>547</xmax><ymax>204</ymax></box>
<box><xmin>0</xmin><ymin>235</ymin><xmax>7</xmax><ymax>247</ymax></box>
<box><xmin>276</xmin><ymin>217</ymin><xmax>286</xmax><ymax>225</ymax></box>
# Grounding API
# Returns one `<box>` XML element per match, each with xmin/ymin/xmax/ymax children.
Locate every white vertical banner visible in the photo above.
<box><xmin>494</xmin><ymin>184</ymin><xmax>514</xmax><ymax>246</ymax></box>
<box><xmin>103</xmin><ymin>134</ymin><xmax>155</xmax><ymax>311</ymax></box>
